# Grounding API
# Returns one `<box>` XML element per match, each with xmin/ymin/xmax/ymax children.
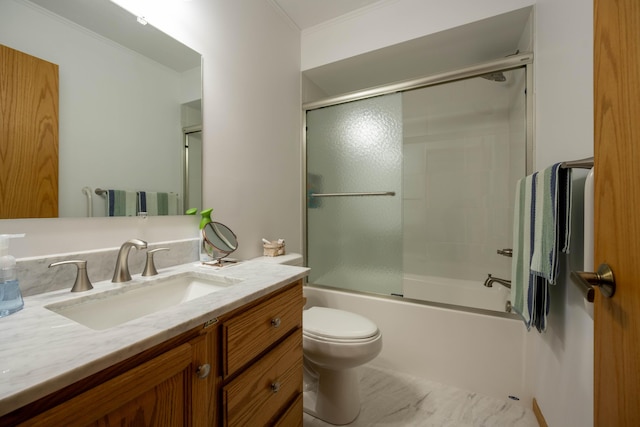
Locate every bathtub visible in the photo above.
<box><xmin>402</xmin><ymin>273</ymin><xmax>511</xmax><ymax>313</ymax></box>
<box><xmin>303</xmin><ymin>284</ymin><xmax>530</xmax><ymax>405</ymax></box>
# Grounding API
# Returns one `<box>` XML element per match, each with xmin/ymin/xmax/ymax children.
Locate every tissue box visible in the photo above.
<box><xmin>263</xmin><ymin>241</ymin><xmax>285</xmax><ymax>257</ymax></box>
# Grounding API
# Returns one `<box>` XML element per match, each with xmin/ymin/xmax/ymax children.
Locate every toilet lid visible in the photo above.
<box><xmin>303</xmin><ymin>307</ymin><xmax>379</xmax><ymax>340</ymax></box>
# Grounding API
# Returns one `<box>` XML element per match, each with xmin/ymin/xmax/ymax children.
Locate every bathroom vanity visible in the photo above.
<box><xmin>0</xmin><ymin>261</ymin><xmax>307</xmax><ymax>426</ymax></box>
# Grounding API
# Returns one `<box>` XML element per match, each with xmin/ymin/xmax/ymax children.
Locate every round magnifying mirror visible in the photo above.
<box><xmin>202</xmin><ymin>222</ymin><xmax>238</xmax><ymax>265</ymax></box>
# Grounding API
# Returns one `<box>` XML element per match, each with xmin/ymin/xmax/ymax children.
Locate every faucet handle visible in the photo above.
<box><xmin>142</xmin><ymin>248</ymin><xmax>170</xmax><ymax>277</ymax></box>
<box><xmin>49</xmin><ymin>260</ymin><xmax>94</xmax><ymax>292</ymax></box>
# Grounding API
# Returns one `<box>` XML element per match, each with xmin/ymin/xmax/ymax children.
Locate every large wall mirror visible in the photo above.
<box><xmin>0</xmin><ymin>0</ymin><xmax>202</xmax><ymax>219</ymax></box>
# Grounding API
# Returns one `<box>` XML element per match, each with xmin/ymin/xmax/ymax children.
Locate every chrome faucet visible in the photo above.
<box><xmin>483</xmin><ymin>273</ymin><xmax>511</xmax><ymax>289</ymax></box>
<box><xmin>112</xmin><ymin>239</ymin><xmax>148</xmax><ymax>283</ymax></box>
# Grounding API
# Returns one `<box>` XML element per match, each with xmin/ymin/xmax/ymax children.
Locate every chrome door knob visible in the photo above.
<box><xmin>571</xmin><ymin>263</ymin><xmax>616</xmax><ymax>302</ymax></box>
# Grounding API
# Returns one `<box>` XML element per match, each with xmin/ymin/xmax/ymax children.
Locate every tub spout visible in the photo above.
<box><xmin>483</xmin><ymin>273</ymin><xmax>511</xmax><ymax>289</ymax></box>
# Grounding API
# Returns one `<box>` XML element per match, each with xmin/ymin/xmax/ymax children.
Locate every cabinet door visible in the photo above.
<box><xmin>20</xmin><ymin>343</ymin><xmax>194</xmax><ymax>426</ymax></box>
<box><xmin>191</xmin><ymin>334</ymin><xmax>213</xmax><ymax>427</ymax></box>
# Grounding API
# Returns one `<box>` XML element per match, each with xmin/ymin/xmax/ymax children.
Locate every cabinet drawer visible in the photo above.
<box><xmin>223</xmin><ymin>329</ymin><xmax>303</xmax><ymax>427</ymax></box>
<box><xmin>274</xmin><ymin>393</ymin><xmax>303</xmax><ymax>427</ymax></box>
<box><xmin>222</xmin><ymin>282</ymin><xmax>302</xmax><ymax>376</ymax></box>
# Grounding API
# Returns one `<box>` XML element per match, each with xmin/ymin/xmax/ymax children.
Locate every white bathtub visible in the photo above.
<box><xmin>303</xmin><ymin>285</ymin><xmax>530</xmax><ymax>405</ymax></box>
<box><xmin>312</xmin><ymin>268</ymin><xmax>512</xmax><ymax>313</ymax></box>
<box><xmin>402</xmin><ymin>273</ymin><xmax>511</xmax><ymax>313</ymax></box>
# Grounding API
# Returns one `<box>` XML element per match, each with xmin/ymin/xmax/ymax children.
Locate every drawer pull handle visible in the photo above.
<box><xmin>271</xmin><ymin>381</ymin><xmax>281</xmax><ymax>393</ymax></box>
<box><xmin>271</xmin><ymin>317</ymin><xmax>281</xmax><ymax>328</ymax></box>
<box><xmin>196</xmin><ymin>363</ymin><xmax>211</xmax><ymax>379</ymax></box>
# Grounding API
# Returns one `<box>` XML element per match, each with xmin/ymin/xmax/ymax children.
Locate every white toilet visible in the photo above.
<box><xmin>251</xmin><ymin>253</ymin><xmax>382</xmax><ymax>424</ymax></box>
<box><xmin>302</xmin><ymin>306</ymin><xmax>382</xmax><ymax>425</ymax></box>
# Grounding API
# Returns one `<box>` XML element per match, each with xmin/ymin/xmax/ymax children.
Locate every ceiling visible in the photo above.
<box><xmin>29</xmin><ymin>0</ymin><xmax>200</xmax><ymax>71</ymax></box>
<box><xmin>273</xmin><ymin>0</ymin><xmax>384</xmax><ymax>30</ymax></box>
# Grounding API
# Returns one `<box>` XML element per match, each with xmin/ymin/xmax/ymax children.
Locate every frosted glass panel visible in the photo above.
<box><xmin>402</xmin><ymin>68</ymin><xmax>527</xmax><ymax>298</ymax></box>
<box><xmin>306</xmin><ymin>93</ymin><xmax>403</xmax><ymax>296</ymax></box>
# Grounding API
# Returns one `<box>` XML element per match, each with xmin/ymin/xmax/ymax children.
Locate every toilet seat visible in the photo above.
<box><xmin>303</xmin><ymin>307</ymin><xmax>379</xmax><ymax>342</ymax></box>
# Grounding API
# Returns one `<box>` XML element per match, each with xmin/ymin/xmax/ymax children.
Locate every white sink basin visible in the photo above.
<box><xmin>46</xmin><ymin>272</ymin><xmax>240</xmax><ymax>330</ymax></box>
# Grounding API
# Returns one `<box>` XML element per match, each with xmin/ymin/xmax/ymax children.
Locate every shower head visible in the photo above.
<box><xmin>480</xmin><ymin>72</ymin><xmax>507</xmax><ymax>82</ymax></box>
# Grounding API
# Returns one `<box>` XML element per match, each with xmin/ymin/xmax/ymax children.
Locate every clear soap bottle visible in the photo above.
<box><xmin>0</xmin><ymin>234</ymin><xmax>24</xmax><ymax>317</ymax></box>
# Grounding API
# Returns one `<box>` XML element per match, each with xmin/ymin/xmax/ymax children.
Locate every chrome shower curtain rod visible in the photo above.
<box><xmin>309</xmin><ymin>191</ymin><xmax>396</xmax><ymax>197</ymax></box>
<box><xmin>303</xmin><ymin>52</ymin><xmax>533</xmax><ymax>111</ymax></box>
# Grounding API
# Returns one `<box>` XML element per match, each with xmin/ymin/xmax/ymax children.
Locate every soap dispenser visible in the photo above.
<box><xmin>0</xmin><ymin>234</ymin><xmax>24</xmax><ymax>317</ymax></box>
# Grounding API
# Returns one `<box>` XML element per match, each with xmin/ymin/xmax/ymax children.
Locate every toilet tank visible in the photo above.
<box><xmin>250</xmin><ymin>253</ymin><xmax>304</xmax><ymax>266</ymax></box>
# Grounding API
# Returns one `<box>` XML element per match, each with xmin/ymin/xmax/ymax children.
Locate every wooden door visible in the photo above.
<box><xmin>0</xmin><ymin>44</ymin><xmax>58</xmax><ymax>218</ymax></box>
<box><xmin>594</xmin><ymin>0</ymin><xmax>640</xmax><ymax>425</ymax></box>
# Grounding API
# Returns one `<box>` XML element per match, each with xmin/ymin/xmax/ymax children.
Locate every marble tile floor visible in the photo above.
<box><xmin>303</xmin><ymin>365</ymin><xmax>539</xmax><ymax>427</ymax></box>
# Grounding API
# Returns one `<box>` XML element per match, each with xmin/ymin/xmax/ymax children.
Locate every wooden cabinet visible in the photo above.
<box><xmin>220</xmin><ymin>282</ymin><xmax>304</xmax><ymax>426</ymax></box>
<box><xmin>18</xmin><ymin>335</ymin><xmax>209</xmax><ymax>426</ymax></box>
<box><xmin>1</xmin><ymin>279</ymin><xmax>304</xmax><ymax>427</ymax></box>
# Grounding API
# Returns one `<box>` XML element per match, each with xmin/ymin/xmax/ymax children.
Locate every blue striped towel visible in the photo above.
<box><xmin>137</xmin><ymin>192</ymin><xmax>179</xmax><ymax>216</ymax></box>
<box><xmin>511</xmin><ymin>163</ymin><xmax>572</xmax><ymax>332</ymax></box>
<box><xmin>106</xmin><ymin>190</ymin><xmax>137</xmax><ymax>217</ymax></box>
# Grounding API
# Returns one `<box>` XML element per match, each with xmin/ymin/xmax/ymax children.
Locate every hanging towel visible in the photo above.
<box><xmin>511</xmin><ymin>174</ymin><xmax>535</xmax><ymax>329</ymax></box>
<box><xmin>107</xmin><ymin>190</ymin><xmax>137</xmax><ymax>217</ymax></box>
<box><xmin>530</xmin><ymin>163</ymin><xmax>573</xmax><ymax>283</ymax></box>
<box><xmin>167</xmin><ymin>193</ymin><xmax>178</xmax><ymax>215</ymax></box>
<box><xmin>138</xmin><ymin>192</ymin><xmax>174</xmax><ymax>216</ymax></box>
<box><xmin>138</xmin><ymin>191</ymin><xmax>148</xmax><ymax>215</ymax></box>
<box><xmin>511</xmin><ymin>163</ymin><xmax>573</xmax><ymax>332</ymax></box>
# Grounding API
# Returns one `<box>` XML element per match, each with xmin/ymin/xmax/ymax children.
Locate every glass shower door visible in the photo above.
<box><xmin>306</xmin><ymin>93</ymin><xmax>403</xmax><ymax>296</ymax></box>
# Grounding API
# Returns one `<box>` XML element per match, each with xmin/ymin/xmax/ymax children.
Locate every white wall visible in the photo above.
<box><xmin>530</xmin><ymin>0</ymin><xmax>594</xmax><ymax>426</ymax></box>
<box><xmin>302</xmin><ymin>0</ymin><xmax>594</xmax><ymax>426</ymax></box>
<box><xmin>0</xmin><ymin>0</ymin><xmax>302</xmax><ymax>259</ymax></box>
<box><xmin>139</xmin><ymin>0</ymin><xmax>303</xmax><ymax>260</ymax></box>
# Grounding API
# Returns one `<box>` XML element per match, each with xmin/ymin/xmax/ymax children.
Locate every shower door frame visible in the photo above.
<box><xmin>302</xmin><ymin>53</ymin><xmax>534</xmax><ymax>316</ymax></box>
<box><xmin>183</xmin><ymin>125</ymin><xmax>203</xmax><ymax>213</ymax></box>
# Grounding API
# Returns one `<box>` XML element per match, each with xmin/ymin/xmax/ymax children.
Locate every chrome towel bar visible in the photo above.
<box><xmin>309</xmin><ymin>191</ymin><xmax>396</xmax><ymax>197</ymax></box>
<box><xmin>560</xmin><ymin>156</ymin><xmax>594</xmax><ymax>169</ymax></box>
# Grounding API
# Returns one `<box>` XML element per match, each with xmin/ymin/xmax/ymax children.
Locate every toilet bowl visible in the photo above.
<box><xmin>302</xmin><ymin>306</ymin><xmax>382</xmax><ymax>425</ymax></box>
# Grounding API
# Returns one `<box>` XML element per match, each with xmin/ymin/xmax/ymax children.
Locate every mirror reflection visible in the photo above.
<box><xmin>0</xmin><ymin>0</ymin><xmax>202</xmax><ymax>219</ymax></box>
<box><xmin>202</xmin><ymin>222</ymin><xmax>239</xmax><ymax>266</ymax></box>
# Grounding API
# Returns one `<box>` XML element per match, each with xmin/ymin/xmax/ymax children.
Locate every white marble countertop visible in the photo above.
<box><xmin>0</xmin><ymin>259</ymin><xmax>309</xmax><ymax>417</ymax></box>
